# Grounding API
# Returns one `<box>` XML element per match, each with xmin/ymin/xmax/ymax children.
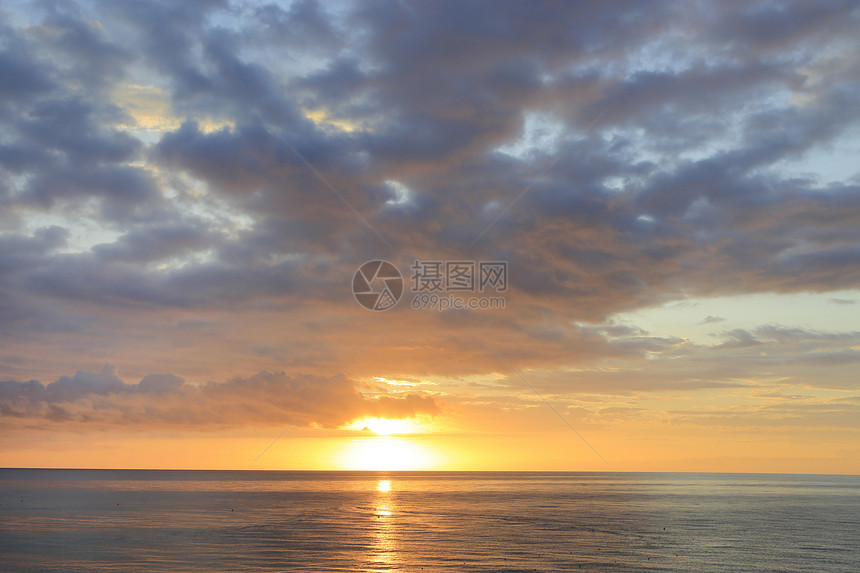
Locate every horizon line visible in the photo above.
<box><xmin>2</xmin><ymin>467</ymin><xmax>858</xmax><ymax>477</ymax></box>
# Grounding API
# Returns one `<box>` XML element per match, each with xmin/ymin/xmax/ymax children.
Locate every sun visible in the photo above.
<box><xmin>339</xmin><ymin>436</ymin><xmax>438</xmax><ymax>471</ymax></box>
<box><xmin>339</xmin><ymin>416</ymin><xmax>440</xmax><ymax>470</ymax></box>
<box><xmin>340</xmin><ymin>437</ymin><xmax>432</xmax><ymax>471</ymax></box>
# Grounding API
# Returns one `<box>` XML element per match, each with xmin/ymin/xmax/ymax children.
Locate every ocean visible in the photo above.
<box><xmin>1</xmin><ymin>470</ymin><xmax>858</xmax><ymax>572</ymax></box>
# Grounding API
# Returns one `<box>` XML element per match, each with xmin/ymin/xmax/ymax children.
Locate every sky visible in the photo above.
<box><xmin>1</xmin><ymin>0</ymin><xmax>860</xmax><ymax>473</ymax></box>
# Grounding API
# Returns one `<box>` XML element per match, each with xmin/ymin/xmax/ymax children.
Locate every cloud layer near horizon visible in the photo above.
<box><xmin>1</xmin><ymin>0</ymin><xmax>859</xmax><ymax>452</ymax></box>
<box><xmin>0</xmin><ymin>364</ymin><xmax>438</xmax><ymax>431</ymax></box>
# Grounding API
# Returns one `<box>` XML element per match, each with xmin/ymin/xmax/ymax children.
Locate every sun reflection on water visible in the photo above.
<box><xmin>371</xmin><ymin>477</ymin><xmax>397</xmax><ymax>568</ymax></box>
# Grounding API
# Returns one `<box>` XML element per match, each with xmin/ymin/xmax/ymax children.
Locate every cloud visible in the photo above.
<box><xmin>0</xmin><ymin>365</ymin><xmax>439</xmax><ymax>431</ymax></box>
<box><xmin>0</xmin><ymin>0</ymin><xmax>859</xmax><ymax>442</ymax></box>
<box><xmin>667</xmin><ymin>401</ymin><xmax>860</xmax><ymax>430</ymax></box>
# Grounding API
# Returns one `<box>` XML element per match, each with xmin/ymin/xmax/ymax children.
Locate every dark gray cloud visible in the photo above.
<box><xmin>0</xmin><ymin>227</ymin><xmax>68</xmax><ymax>275</ymax></box>
<box><xmin>0</xmin><ymin>365</ymin><xmax>438</xmax><ymax>430</ymax></box>
<box><xmin>91</xmin><ymin>219</ymin><xmax>218</xmax><ymax>263</ymax></box>
<box><xmin>1</xmin><ymin>0</ymin><xmax>859</xmax><ymax>407</ymax></box>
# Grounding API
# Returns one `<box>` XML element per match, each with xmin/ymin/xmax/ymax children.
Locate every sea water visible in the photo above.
<box><xmin>1</xmin><ymin>470</ymin><xmax>858</xmax><ymax>572</ymax></box>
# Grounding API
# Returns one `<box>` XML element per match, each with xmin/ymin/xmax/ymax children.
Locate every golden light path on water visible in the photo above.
<box><xmin>373</xmin><ymin>478</ymin><xmax>395</xmax><ymax>570</ymax></box>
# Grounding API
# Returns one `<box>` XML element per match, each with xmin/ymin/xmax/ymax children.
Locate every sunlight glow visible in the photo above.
<box><xmin>112</xmin><ymin>84</ymin><xmax>235</xmax><ymax>141</ymax></box>
<box><xmin>340</xmin><ymin>437</ymin><xmax>437</xmax><ymax>471</ymax></box>
<box><xmin>303</xmin><ymin>108</ymin><xmax>358</xmax><ymax>132</ymax></box>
